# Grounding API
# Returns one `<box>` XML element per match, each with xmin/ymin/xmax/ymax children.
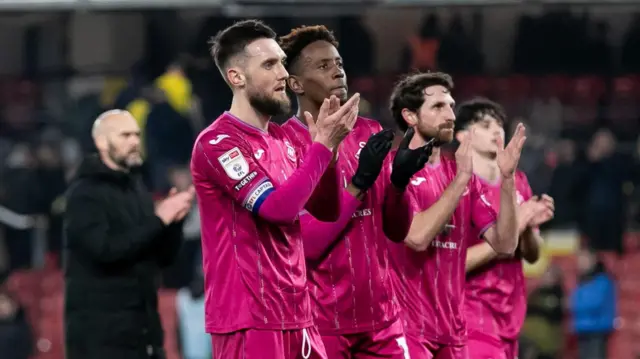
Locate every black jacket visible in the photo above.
<box><xmin>63</xmin><ymin>155</ymin><xmax>183</xmax><ymax>359</ymax></box>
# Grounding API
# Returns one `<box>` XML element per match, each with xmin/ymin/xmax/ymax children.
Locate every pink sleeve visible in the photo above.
<box><xmin>305</xmin><ymin>163</ymin><xmax>341</xmax><ymax>222</ymax></box>
<box><xmin>194</xmin><ymin>133</ymin><xmax>332</xmax><ymax>224</ymax></box>
<box><xmin>470</xmin><ymin>175</ymin><xmax>497</xmax><ymax>236</ymax></box>
<box><xmin>382</xmin><ymin>157</ymin><xmax>413</xmax><ymax>242</ymax></box>
<box><xmin>299</xmin><ymin>189</ymin><xmax>362</xmax><ymax>260</ymax></box>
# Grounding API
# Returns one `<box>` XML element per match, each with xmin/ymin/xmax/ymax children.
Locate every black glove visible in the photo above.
<box><xmin>390</xmin><ymin>127</ymin><xmax>435</xmax><ymax>189</ymax></box>
<box><xmin>351</xmin><ymin>129</ymin><xmax>395</xmax><ymax>191</ymax></box>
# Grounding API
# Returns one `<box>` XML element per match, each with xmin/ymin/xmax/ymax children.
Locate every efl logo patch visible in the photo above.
<box><xmin>218</xmin><ymin>147</ymin><xmax>249</xmax><ymax>181</ymax></box>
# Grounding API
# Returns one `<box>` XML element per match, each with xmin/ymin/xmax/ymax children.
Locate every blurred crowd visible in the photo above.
<box><xmin>0</xmin><ymin>8</ymin><xmax>639</xmax><ymax>359</ymax></box>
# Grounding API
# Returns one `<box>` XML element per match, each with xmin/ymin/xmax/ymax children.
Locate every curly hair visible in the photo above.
<box><xmin>389</xmin><ymin>72</ymin><xmax>454</xmax><ymax>131</ymax></box>
<box><xmin>279</xmin><ymin>25</ymin><xmax>339</xmax><ymax>72</ymax></box>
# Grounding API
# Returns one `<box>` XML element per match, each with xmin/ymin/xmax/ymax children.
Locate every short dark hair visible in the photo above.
<box><xmin>279</xmin><ymin>25</ymin><xmax>339</xmax><ymax>72</ymax></box>
<box><xmin>455</xmin><ymin>97</ymin><xmax>507</xmax><ymax>133</ymax></box>
<box><xmin>209</xmin><ymin>19</ymin><xmax>277</xmax><ymax>73</ymax></box>
<box><xmin>389</xmin><ymin>72</ymin><xmax>454</xmax><ymax>131</ymax></box>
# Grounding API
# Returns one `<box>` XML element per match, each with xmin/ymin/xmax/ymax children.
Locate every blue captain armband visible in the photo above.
<box><xmin>243</xmin><ymin>180</ymin><xmax>275</xmax><ymax>214</ymax></box>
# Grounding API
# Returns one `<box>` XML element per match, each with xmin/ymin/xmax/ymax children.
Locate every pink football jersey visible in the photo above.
<box><xmin>282</xmin><ymin>117</ymin><xmax>400</xmax><ymax>335</ymax></box>
<box><xmin>465</xmin><ymin>170</ymin><xmax>533</xmax><ymax>341</ymax></box>
<box><xmin>191</xmin><ymin>112</ymin><xmax>314</xmax><ymax>333</ymax></box>
<box><xmin>387</xmin><ymin>154</ymin><xmax>497</xmax><ymax>346</ymax></box>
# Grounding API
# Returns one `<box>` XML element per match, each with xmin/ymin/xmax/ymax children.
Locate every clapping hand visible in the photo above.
<box><xmin>496</xmin><ymin>123</ymin><xmax>527</xmax><ymax>179</ymax></box>
<box><xmin>351</xmin><ymin>129</ymin><xmax>395</xmax><ymax>191</ymax></box>
<box><xmin>305</xmin><ymin>94</ymin><xmax>360</xmax><ymax>151</ymax></box>
<box><xmin>155</xmin><ymin>186</ymin><xmax>195</xmax><ymax>225</ymax></box>
<box><xmin>528</xmin><ymin>194</ymin><xmax>555</xmax><ymax>227</ymax></box>
<box><xmin>390</xmin><ymin>127</ymin><xmax>435</xmax><ymax>190</ymax></box>
<box><xmin>455</xmin><ymin>128</ymin><xmax>474</xmax><ymax>177</ymax></box>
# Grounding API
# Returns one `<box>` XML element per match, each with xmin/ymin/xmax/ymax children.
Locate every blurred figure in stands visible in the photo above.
<box><xmin>0</xmin><ymin>288</ymin><xmax>33</xmax><ymax>359</ymax></box>
<box><xmin>127</xmin><ymin>60</ymin><xmax>200</xmax><ymax>192</ymax></box>
<box><xmin>522</xmin><ymin>265</ymin><xmax>565</xmax><ymax>359</ymax></box>
<box><xmin>63</xmin><ymin>110</ymin><xmax>194</xmax><ymax>359</ymax></box>
<box><xmin>176</xmin><ymin>273</ymin><xmax>209</xmax><ymax>359</ymax></box>
<box><xmin>581</xmin><ymin>128</ymin><xmax>631</xmax><ymax>253</ymax></box>
<box><xmin>570</xmin><ymin>248</ymin><xmax>616</xmax><ymax>359</ymax></box>
<box><xmin>162</xmin><ymin>166</ymin><xmax>201</xmax><ymax>289</ymax></box>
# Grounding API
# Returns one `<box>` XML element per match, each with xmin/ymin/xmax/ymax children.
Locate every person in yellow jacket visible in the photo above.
<box><xmin>127</xmin><ymin>62</ymin><xmax>200</xmax><ymax>190</ymax></box>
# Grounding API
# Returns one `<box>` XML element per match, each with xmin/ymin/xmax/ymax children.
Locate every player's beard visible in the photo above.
<box><xmin>247</xmin><ymin>85</ymin><xmax>291</xmax><ymax>117</ymax></box>
<box><xmin>416</xmin><ymin>121</ymin><xmax>454</xmax><ymax>147</ymax></box>
<box><xmin>107</xmin><ymin>142</ymin><xmax>143</xmax><ymax>170</ymax></box>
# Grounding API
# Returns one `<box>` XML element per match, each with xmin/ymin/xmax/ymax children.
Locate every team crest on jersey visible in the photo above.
<box><xmin>218</xmin><ymin>147</ymin><xmax>249</xmax><ymax>180</ymax></box>
<box><xmin>284</xmin><ymin>141</ymin><xmax>296</xmax><ymax>162</ymax></box>
<box><xmin>516</xmin><ymin>190</ymin><xmax>524</xmax><ymax>205</ymax></box>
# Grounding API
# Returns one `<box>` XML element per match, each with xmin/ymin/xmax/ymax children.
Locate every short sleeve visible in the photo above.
<box><xmin>517</xmin><ymin>171</ymin><xmax>534</xmax><ymax>202</ymax></box>
<box><xmin>192</xmin><ymin>132</ymin><xmax>274</xmax><ymax>214</ymax></box>
<box><xmin>470</xmin><ymin>175</ymin><xmax>497</xmax><ymax>235</ymax></box>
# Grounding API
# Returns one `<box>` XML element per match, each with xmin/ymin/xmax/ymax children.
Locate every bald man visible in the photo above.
<box><xmin>63</xmin><ymin>110</ymin><xmax>194</xmax><ymax>359</ymax></box>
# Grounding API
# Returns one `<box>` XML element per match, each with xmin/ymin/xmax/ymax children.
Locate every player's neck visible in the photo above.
<box><xmin>409</xmin><ymin>131</ymin><xmax>441</xmax><ymax>165</ymax></box>
<box><xmin>295</xmin><ymin>97</ymin><xmax>319</xmax><ymax>127</ymax></box>
<box><xmin>229</xmin><ymin>95</ymin><xmax>270</xmax><ymax>131</ymax></box>
<box><xmin>473</xmin><ymin>152</ymin><xmax>499</xmax><ymax>183</ymax></box>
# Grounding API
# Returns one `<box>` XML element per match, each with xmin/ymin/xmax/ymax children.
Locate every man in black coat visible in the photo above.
<box><xmin>63</xmin><ymin>109</ymin><xmax>194</xmax><ymax>359</ymax></box>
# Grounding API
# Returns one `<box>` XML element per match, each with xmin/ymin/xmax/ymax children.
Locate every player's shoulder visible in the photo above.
<box><xmin>195</xmin><ymin>113</ymin><xmax>246</xmax><ymax>148</ymax></box>
<box><xmin>355</xmin><ymin>116</ymin><xmax>383</xmax><ymax>132</ymax></box>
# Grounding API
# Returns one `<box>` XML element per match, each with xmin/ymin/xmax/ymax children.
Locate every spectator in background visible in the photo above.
<box><xmin>522</xmin><ymin>265</ymin><xmax>565</xmax><ymax>359</ymax></box>
<box><xmin>570</xmin><ymin>248</ymin><xmax>616</xmax><ymax>359</ymax></box>
<box><xmin>0</xmin><ymin>288</ymin><xmax>33</xmax><ymax>359</ymax></box>
<box><xmin>35</xmin><ymin>142</ymin><xmax>67</xmax><ymax>255</ymax></box>
<box><xmin>548</xmin><ymin>139</ymin><xmax>583</xmax><ymax>228</ymax></box>
<box><xmin>401</xmin><ymin>14</ymin><xmax>440</xmax><ymax>72</ymax></box>
<box><xmin>437</xmin><ymin>14</ymin><xmax>482</xmax><ymax>74</ymax></box>
<box><xmin>162</xmin><ymin>166</ymin><xmax>201</xmax><ymax>289</ymax></box>
<box><xmin>63</xmin><ymin>110</ymin><xmax>194</xmax><ymax>359</ymax></box>
<box><xmin>581</xmin><ymin>129</ymin><xmax>630</xmax><ymax>253</ymax></box>
<box><xmin>337</xmin><ymin>16</ymin><xmax>375</xmax><ymax>77</ymax></box>
<box><xmin>176</xmin><ymin>274</ymin><xmax>210</xmax><ymax>359</ymax></box>
<box><xmin>621</xmin><ymin>13</ymin><xmax>640</xmax><ymax>73</ymax></box>
<box><xmin>127</xmin><ymin>60</ymin><xmax>200</xmax><ymax>192</ymax></box>
<box><xmin>1</xmin><ymin>144</ymin><xmax>41</xmax><ymax>270</ymax></box>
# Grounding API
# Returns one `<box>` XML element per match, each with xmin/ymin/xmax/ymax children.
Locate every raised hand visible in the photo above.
<box><xmin>455</xmin><ymin>128</ymin><xmax>474</xmax><ymax>177</ymax></box>
<box><xmin>390</xmin><ymin>127</ymin><xmax>435</xmax><ymax>190</ymax></box>
<box><xmin>497</xmin><ymin>123</ymin><xmax>527</xmax><ymax>179</ymax></box>
<box><xmin>301</xmin><ymin>96</ymin><xmax>340</xmax><ymax>141</ymax></box>
<box><xmin>351</xmin><ymin>129</ymin><xmax>395</xmax><ymax>191</ymax></box>
<box><xmin>517</xmin><ymin>198</ymin><xmax>544</xmax><ymax>234</ymax></box>
<box><xmin>155</xmin><ymin>186</ymin><xmax>195</xmax><ymax>224</ymax></box>
<box><xmin>528</xmin><ymin>194</ymin><xmax>555</xmax><ymax>227</ymax></box>
<box><xmin>305</xmin><ymin>94</ymin><xmax>360</xmax><ymax>151</ymax></box>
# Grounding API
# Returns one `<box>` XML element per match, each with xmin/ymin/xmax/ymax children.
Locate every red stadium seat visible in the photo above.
<box><xmin>534</xmin><ymin>75</ymin><xmax>570</xmax><ymax>101</ymax></box>
<box><xmin>570</xmin><ymin>75</ymin><xmax>606</xmax><ymax>101</ymax></box>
